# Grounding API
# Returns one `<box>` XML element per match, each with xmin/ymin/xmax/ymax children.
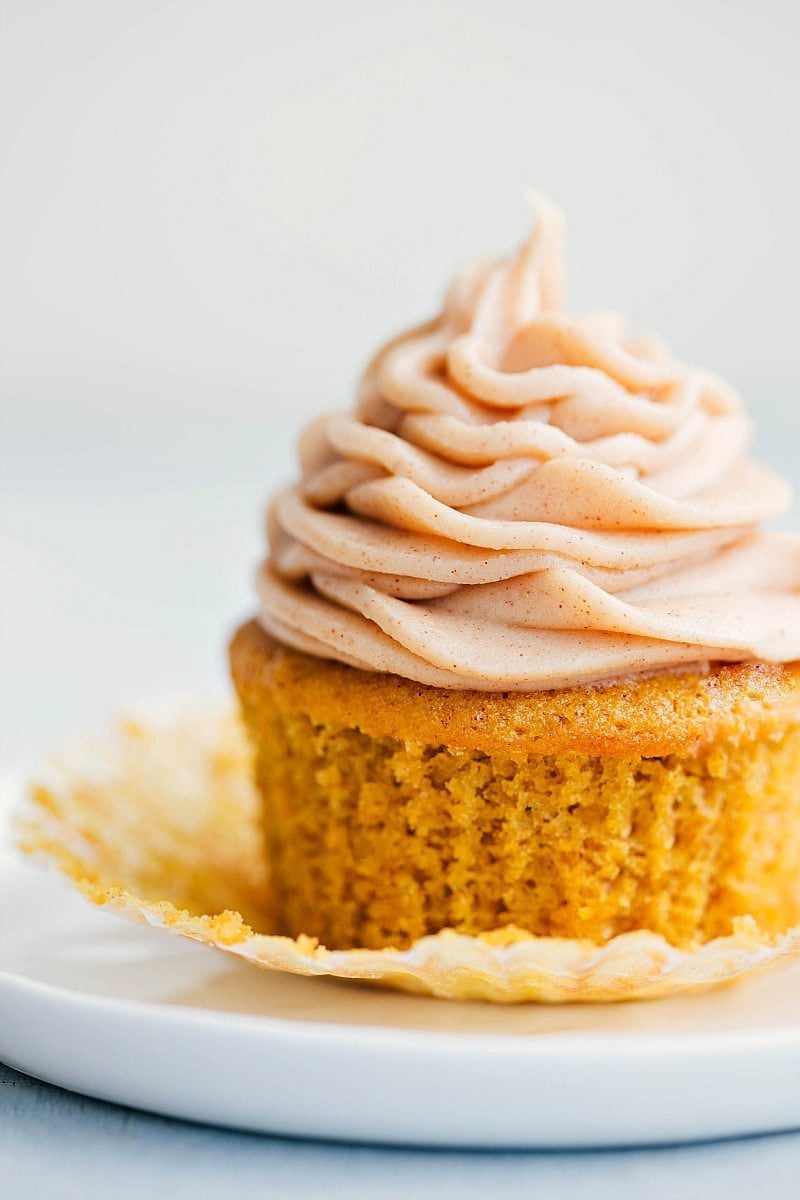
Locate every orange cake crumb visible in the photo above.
<box><xmin>230</xmin><ymin>621</ymin><xmax>800</xmax><ymax>952</ymax></box>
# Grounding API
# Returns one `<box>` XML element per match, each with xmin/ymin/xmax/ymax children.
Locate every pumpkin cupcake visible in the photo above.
<box><xmin>231</xmin><ymin>195</ymin><xmax>800</xmax><ymax>954</ymax></box>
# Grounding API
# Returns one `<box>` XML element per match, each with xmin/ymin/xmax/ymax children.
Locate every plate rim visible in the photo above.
<box><xmin>3</xmin><ymin>960</ymin><xmax>800</xmax><ymax>1060</ymax></box>
<box><xmin>4</xmin><ymin>771</ymin><xmax>800</xmax><ymax>1147</ymax></box>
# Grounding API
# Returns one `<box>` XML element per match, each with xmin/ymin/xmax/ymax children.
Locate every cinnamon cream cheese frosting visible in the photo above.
<box><xmin>257</xmin><ymin>196</ymin><xmax>800</xmax><ymax>690</ymax></box>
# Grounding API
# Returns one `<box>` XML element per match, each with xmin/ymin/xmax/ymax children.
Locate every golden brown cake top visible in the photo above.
<box><xmin>231</xmin><ymin>621</ymin><xmax>800</xmax><ymax>759</ymax></box>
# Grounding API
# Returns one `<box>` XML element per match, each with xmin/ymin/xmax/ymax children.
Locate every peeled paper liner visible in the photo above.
<box><xmin>17</xmin><ymin>700</ymin><xmax>800</xmax><ymax>1004</ymax></box>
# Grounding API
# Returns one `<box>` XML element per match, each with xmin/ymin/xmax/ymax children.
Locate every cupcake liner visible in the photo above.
<box><xmin>17</xmin><ymin>701</ymin><xmax>800</xmax><ymax>1004</ymax></box>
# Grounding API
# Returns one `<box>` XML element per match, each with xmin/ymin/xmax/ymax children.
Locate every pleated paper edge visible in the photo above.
<box><xmin>16</xmin><ymin>698</ymin><xmax>800</xmax><ymax>1004</ymax></box>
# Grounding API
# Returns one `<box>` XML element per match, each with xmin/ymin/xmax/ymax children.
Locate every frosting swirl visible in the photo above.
<box><xmin>258</xmin><ymin>196</ymin><xmax>800</xmax><ymax>690</ymax></box>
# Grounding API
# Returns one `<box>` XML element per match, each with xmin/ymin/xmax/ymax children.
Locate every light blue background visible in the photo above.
<box><xmin>2</xmin><ymin>1064</ymin><xmax>800</xmax><ymax>1200</ymax></box>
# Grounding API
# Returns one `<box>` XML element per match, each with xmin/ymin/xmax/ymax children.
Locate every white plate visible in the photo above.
<box><xmin>1</xmin><ymin>776</ymin><xmax>799</xmax><ymax>1149</ymax></box>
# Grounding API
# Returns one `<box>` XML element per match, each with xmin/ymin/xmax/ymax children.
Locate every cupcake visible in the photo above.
<box><xmin>231</xmin><ymin>195</ymin><xmax>800</xmax><ymax>956</ymax></box>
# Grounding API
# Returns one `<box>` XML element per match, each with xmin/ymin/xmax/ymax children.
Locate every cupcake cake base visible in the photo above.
<box><xmin>230</xmin><ymin>621</ymin><xmax>800</xmax><ymax>954</ymax></box>
<box><xmin>20</xmin><ymin>697</ymin><xmax>800</xmax><ymax>1003</ymax></box>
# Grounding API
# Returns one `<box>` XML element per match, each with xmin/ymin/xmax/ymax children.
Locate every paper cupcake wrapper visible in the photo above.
<box><xmin>18</xmin><ymin>700</ymin><xmax>800</xmax><ymax>1004</ymax></box>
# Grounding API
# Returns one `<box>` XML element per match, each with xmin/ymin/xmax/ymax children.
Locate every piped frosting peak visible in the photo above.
<box><xmin>258</xmin><ymin>196</ymin><xmax>800</xmax><ymax>690</ymax></box>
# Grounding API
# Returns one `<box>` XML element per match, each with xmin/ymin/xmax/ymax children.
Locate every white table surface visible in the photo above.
<box><xmin>2</xmin><ymin>1062</ymin><xmax>799</xmax><ymax>1200</ymax></box>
